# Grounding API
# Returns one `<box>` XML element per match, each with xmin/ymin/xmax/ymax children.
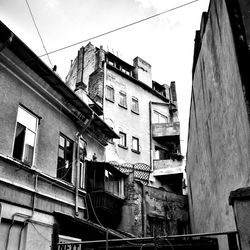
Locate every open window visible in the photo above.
<box><xmin>57</xmin><ymin>134</ymin><xmax>73</xmax><ymax>183</ymax></box>
<box><xmin>13</xmin><ymin>106</ymin><xmax>38</xmax><ymax>166</ymax></box>
<box><xmin>79</xmin><ymin>138</ymin><xmax>87</xmax><ymax>189</ymax></box>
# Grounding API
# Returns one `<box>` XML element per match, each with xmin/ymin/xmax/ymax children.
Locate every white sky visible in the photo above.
<box><xmin>0</xmin><ymin>0</ymin><xmax>210</xmax><ymax>157</ymax></box>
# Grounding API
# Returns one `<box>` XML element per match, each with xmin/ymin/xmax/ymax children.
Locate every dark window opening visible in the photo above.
<box><xmin>13</xmin><ymin>123</ymin><xmax>26</xmax><ymax>161</ymax></box>
<box><xmin>57</xmin><ymin>134</ymin><xmax>73</xmax><ymax>183</ymax></box>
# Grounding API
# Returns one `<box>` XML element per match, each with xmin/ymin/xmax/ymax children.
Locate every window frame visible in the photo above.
<box><xmin>118</xmin><ymin>131</ymin><xmax>127</xmax><ymax>149</ymax></box>
<box><xmin>131</xmin><ymin>136</ymin><xmax>140</xmax><ymax>154</ymax></box>
<box><xmin>105</xmin><ymin>85</ymin><xmax>115</xmax><ymax>103</ymax></box>
<box><xmin>104</xmin><ymin>169</ymin><xmax>124</xmax><ymax>198</ymax></box>
<box><xmin>131</xmin><ymin>97</ymin><xmax>139</xmax><ymax>114</ymax></box>
<box><xmin>79</xmin><ymin>138</ymin><xmax>87</xmax><ymax>189</ymax></box>
<box><xmin>152</xmin><ymin>110</ymin><xmax>168</xmax><ymax>124</ymax></box>
<box><xmin>12</xmin><ymin>105</ymin><xmax>39</xmax><ymax>166</ymax></box>
<box><xmin>118</xmin><ymin>91</ymin><xmax>127</xmax><ymax>109</ymax></box>
<box><xmin>57</xmin><ymin>133</ymin><xmax>74</xmax><ymax>183</ymax></box>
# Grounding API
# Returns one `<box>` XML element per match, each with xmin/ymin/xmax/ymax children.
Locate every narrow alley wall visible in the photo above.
<box><xmin>187</xmin><ymin>0</ymin><xmax>250</xmax><ymax>236</ymax></box>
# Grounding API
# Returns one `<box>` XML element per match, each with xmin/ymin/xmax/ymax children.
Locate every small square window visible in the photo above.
<box><xmin>131</xmin><ymin>97</ymin><xmax>139</xmax><ymax>114</ymax></box>
<box><xmin>132</xmin><ymin>137</ymin><xmax>140</xmax><ymax>153</ymax></box>
<box><xmin>119</xmin><ymin>91</ymin><xmax>127</xmax><ymax>108</ymax></box>
<box><xmin>106</xmin><ymin>85</ymin><xmax>114</xmax><ymax>102</ymax></box>
<box><xmin>119</xmin><ymin>132</ymin><xmax>127</xmax><ymax>148</ymax></box>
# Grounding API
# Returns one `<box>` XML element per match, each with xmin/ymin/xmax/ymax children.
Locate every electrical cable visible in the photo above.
<box><xmin>29</xmin><ymin>221</ymin><xmax>52</xmax><ymax>242</ymax></box>
<box><xmin>87</xmin><ymin>193</ymin><xmax>104</xmax><ymax>227</ymax></box>
<box><xmin>25</xmin><ymin>0</ymin><xmax>53</xmax><ymax>66</ymax></box>
<box><xmin>39</xmin><ymin>0</ymin><xmax>199</xmax><ymax>57</ymax></box>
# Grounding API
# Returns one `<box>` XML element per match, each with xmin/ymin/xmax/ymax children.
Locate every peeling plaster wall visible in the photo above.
<box><xmin>187</xmin><ymin>0</ymin><xmax>250</xmax><ymax>236</ymax></box>
<box><xmin>118</xmin><ymin>177</ymin><xmax>188</xmax><ymax>237</ymax></box>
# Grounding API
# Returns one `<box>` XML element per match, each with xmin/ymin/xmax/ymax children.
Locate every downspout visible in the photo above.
<box><xmin>149</xmin><ymin>101</ymin><xmax>153</xmax><ymax>171</ymax></box>
<box><xmin>75</xmin><ymin>112</ymin><xmax>94</xmax><ymax>216</ymax></box>
<box><xmin>140</xmin><ymin>182</ymin><xmax>147</xmax><ymax>237</ymax></box>
<box><xmin>6</xmin><ymin>173</ymin><xmax>38</xmax><ymax>250</ymax></box>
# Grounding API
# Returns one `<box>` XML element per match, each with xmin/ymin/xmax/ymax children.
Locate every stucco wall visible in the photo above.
<box><xmin>187</xmin><ymin>0</ymin><xmax>250</xmax><ymax>234</ymax></box>
<box><xmin>0</xmin><ymin>52</ymin><xmax>105</xmax><ymax>178</ymax></box>
<box><xmin>105</xmin><ymin>68</ymin><xmax>169</xmax><ymax>165</ymax></box>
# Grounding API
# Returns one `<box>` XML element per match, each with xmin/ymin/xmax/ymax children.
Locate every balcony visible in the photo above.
<box><xmin>89</xmin><ymin>190</ymin><xmax>124</xmax><ymax>228</ymax></box>
<box><xmin>90</xmin><ymin>190</ymin><xmax>124</xmax><ymax>214</ymax></box>
<box><xmin>152</xmin><ymin>122</ymin><xmax>180</xmax><ymax>138</ymax></box>
<box><xmin>153</xmin><ymin>159</ymin><xmax>183</xmax><ymax>176</ymax></box>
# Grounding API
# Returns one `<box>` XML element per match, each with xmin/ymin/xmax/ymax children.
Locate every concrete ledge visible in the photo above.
<box><xmin>229</xmin><ymin>187</ymin><xmax>250</xmax><ymax>205</ymax></box>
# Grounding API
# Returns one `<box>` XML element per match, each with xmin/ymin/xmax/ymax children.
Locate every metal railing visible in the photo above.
<box><xmin>54</xmin><ymin>230</ymin><xmax>240</xmax><ymax>250</ymax></box>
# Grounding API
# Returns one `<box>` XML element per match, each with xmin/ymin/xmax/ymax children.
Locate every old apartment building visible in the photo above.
<box><xmin>0</xmin><ymin>21</ymin><xmax>188</xmax><ymax>249</ymax></box>
<box><xmin>186</xmin><ymin>0</ymin><xmax>250</xmax><ymax>247</ymax></box>
<box><xmin>0</xmin><ymin>21</ymin><xmax>124</xmax><ymax>249</ymax></box>
<box><xmin>66</xmin><ymin>43</ymin><xmax>183</xmax><ymax>193</ymax></box>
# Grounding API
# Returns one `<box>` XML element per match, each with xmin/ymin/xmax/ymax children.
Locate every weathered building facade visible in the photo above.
<box><xmin>0</xmin><ymin>20</ymin><xmax>188</xmax><ymax>249</ymax></box>
<box><xmin>0</xmin><ymin>21</ymin><xmax>122</xmax><ymax>249</ymax></box>
<box><xmin>187</xmin><ymin>0</ymin><xmax>250</xmax><ymax>239</ymax></box>
<box><xmin>66</xmin><ymin>43</ymin><xmax>183</xmax><ymax>193</ymax></box>
<box><xmin>119</xmin><ymin>176</ymin><xmax>188</xmax><ymax>237</ymax></box>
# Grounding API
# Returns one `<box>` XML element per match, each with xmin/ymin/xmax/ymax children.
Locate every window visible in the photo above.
<box><xmin>79</xmin><ymin>138</ymin><xmax>87</xmax><ymax>189</ymax></box>
<box><xmin>152</xmin><ymin>110</ymin><xmax>168</xmax><ymax>123</ymax></box>
<box><xmin>119</xmin><ymin>91</ymin><xmax>127</xmax><ymax>108</ymax></box>
<box><xmin>57</xmin><ymin>134</ymin><xmax>73</xmax><ymax>183</ymax></box>
<box><xmin>105</xmin><ymin>170</ymin><xmax>119</xmax><ymax>195</ymax></box>
<box><xmin>104</xmin><ymin>170</ymin><xmax>124</xmax><ymax>197</ymax></box>
<box><xmin>108</xmin><ymin>59</ymin><xmax>115</xmax><ymax>66</ymax></box>
<box><xmin>119</xmin><ymin>132</ymin><xmax>127</xmax><ymax>148</ymax></box>
<box><xmin>13</xmin><ymin>106</ymin><xmax>38</xmax><ymax>166</ymax></box>
<box><xmin>106</xmin><ymin>85</ymin><xmax>115</xmax><ymax>102</ymax></box>
<box><xmin>131</xmin><ymin>97</ymin><xmax>139</xmax><ymax>114</ymax></box>
<box><xmin>121</xmin><ymin>67</ymin><xmax>131</xmax><ymax>75</ymax></box>
<box><xmin>132</xmin><ymin>137</ymin><xmax>140</xmax><ymax>153</ymax></box>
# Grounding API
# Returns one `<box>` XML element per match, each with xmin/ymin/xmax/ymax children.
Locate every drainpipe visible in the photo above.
<box><xmin>75</xmin><ymin>112</ymin><xmax>94</xmax><ymax>216</ymax></box>
<box><xmin>6</xmin><ymin>173</ymin><xmax>38</xmax><ymax>250</ymax></box>
<box><xmin>149</xmin><ymin>101</ymin><xmax>153</xmax><ymax>171</ymax></box>
<box><xmin>140</xmin><ymin>182</ymin><xmax>147</xmax><ymax>237</ymax></box>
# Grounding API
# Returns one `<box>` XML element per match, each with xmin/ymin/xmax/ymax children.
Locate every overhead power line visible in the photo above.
<box><xmin>39</xmin><ymin>0</ymin><xmax>199</xmax><ymax>57</ymax></box>
<box><xmin>25</xmin><ymin>0</ymin><xmax>53</xmax><ymax>66</ymax></box>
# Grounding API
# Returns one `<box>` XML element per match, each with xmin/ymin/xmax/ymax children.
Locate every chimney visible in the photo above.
<box><xmin>133</xmin><ymin>57</ymin><xmax>152</xmax><ymax>88</ymax></box>
<box><xmin>170</xmin><ymin>81</ymin><xmax>177</xmax><ymax>104</ymax></box>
